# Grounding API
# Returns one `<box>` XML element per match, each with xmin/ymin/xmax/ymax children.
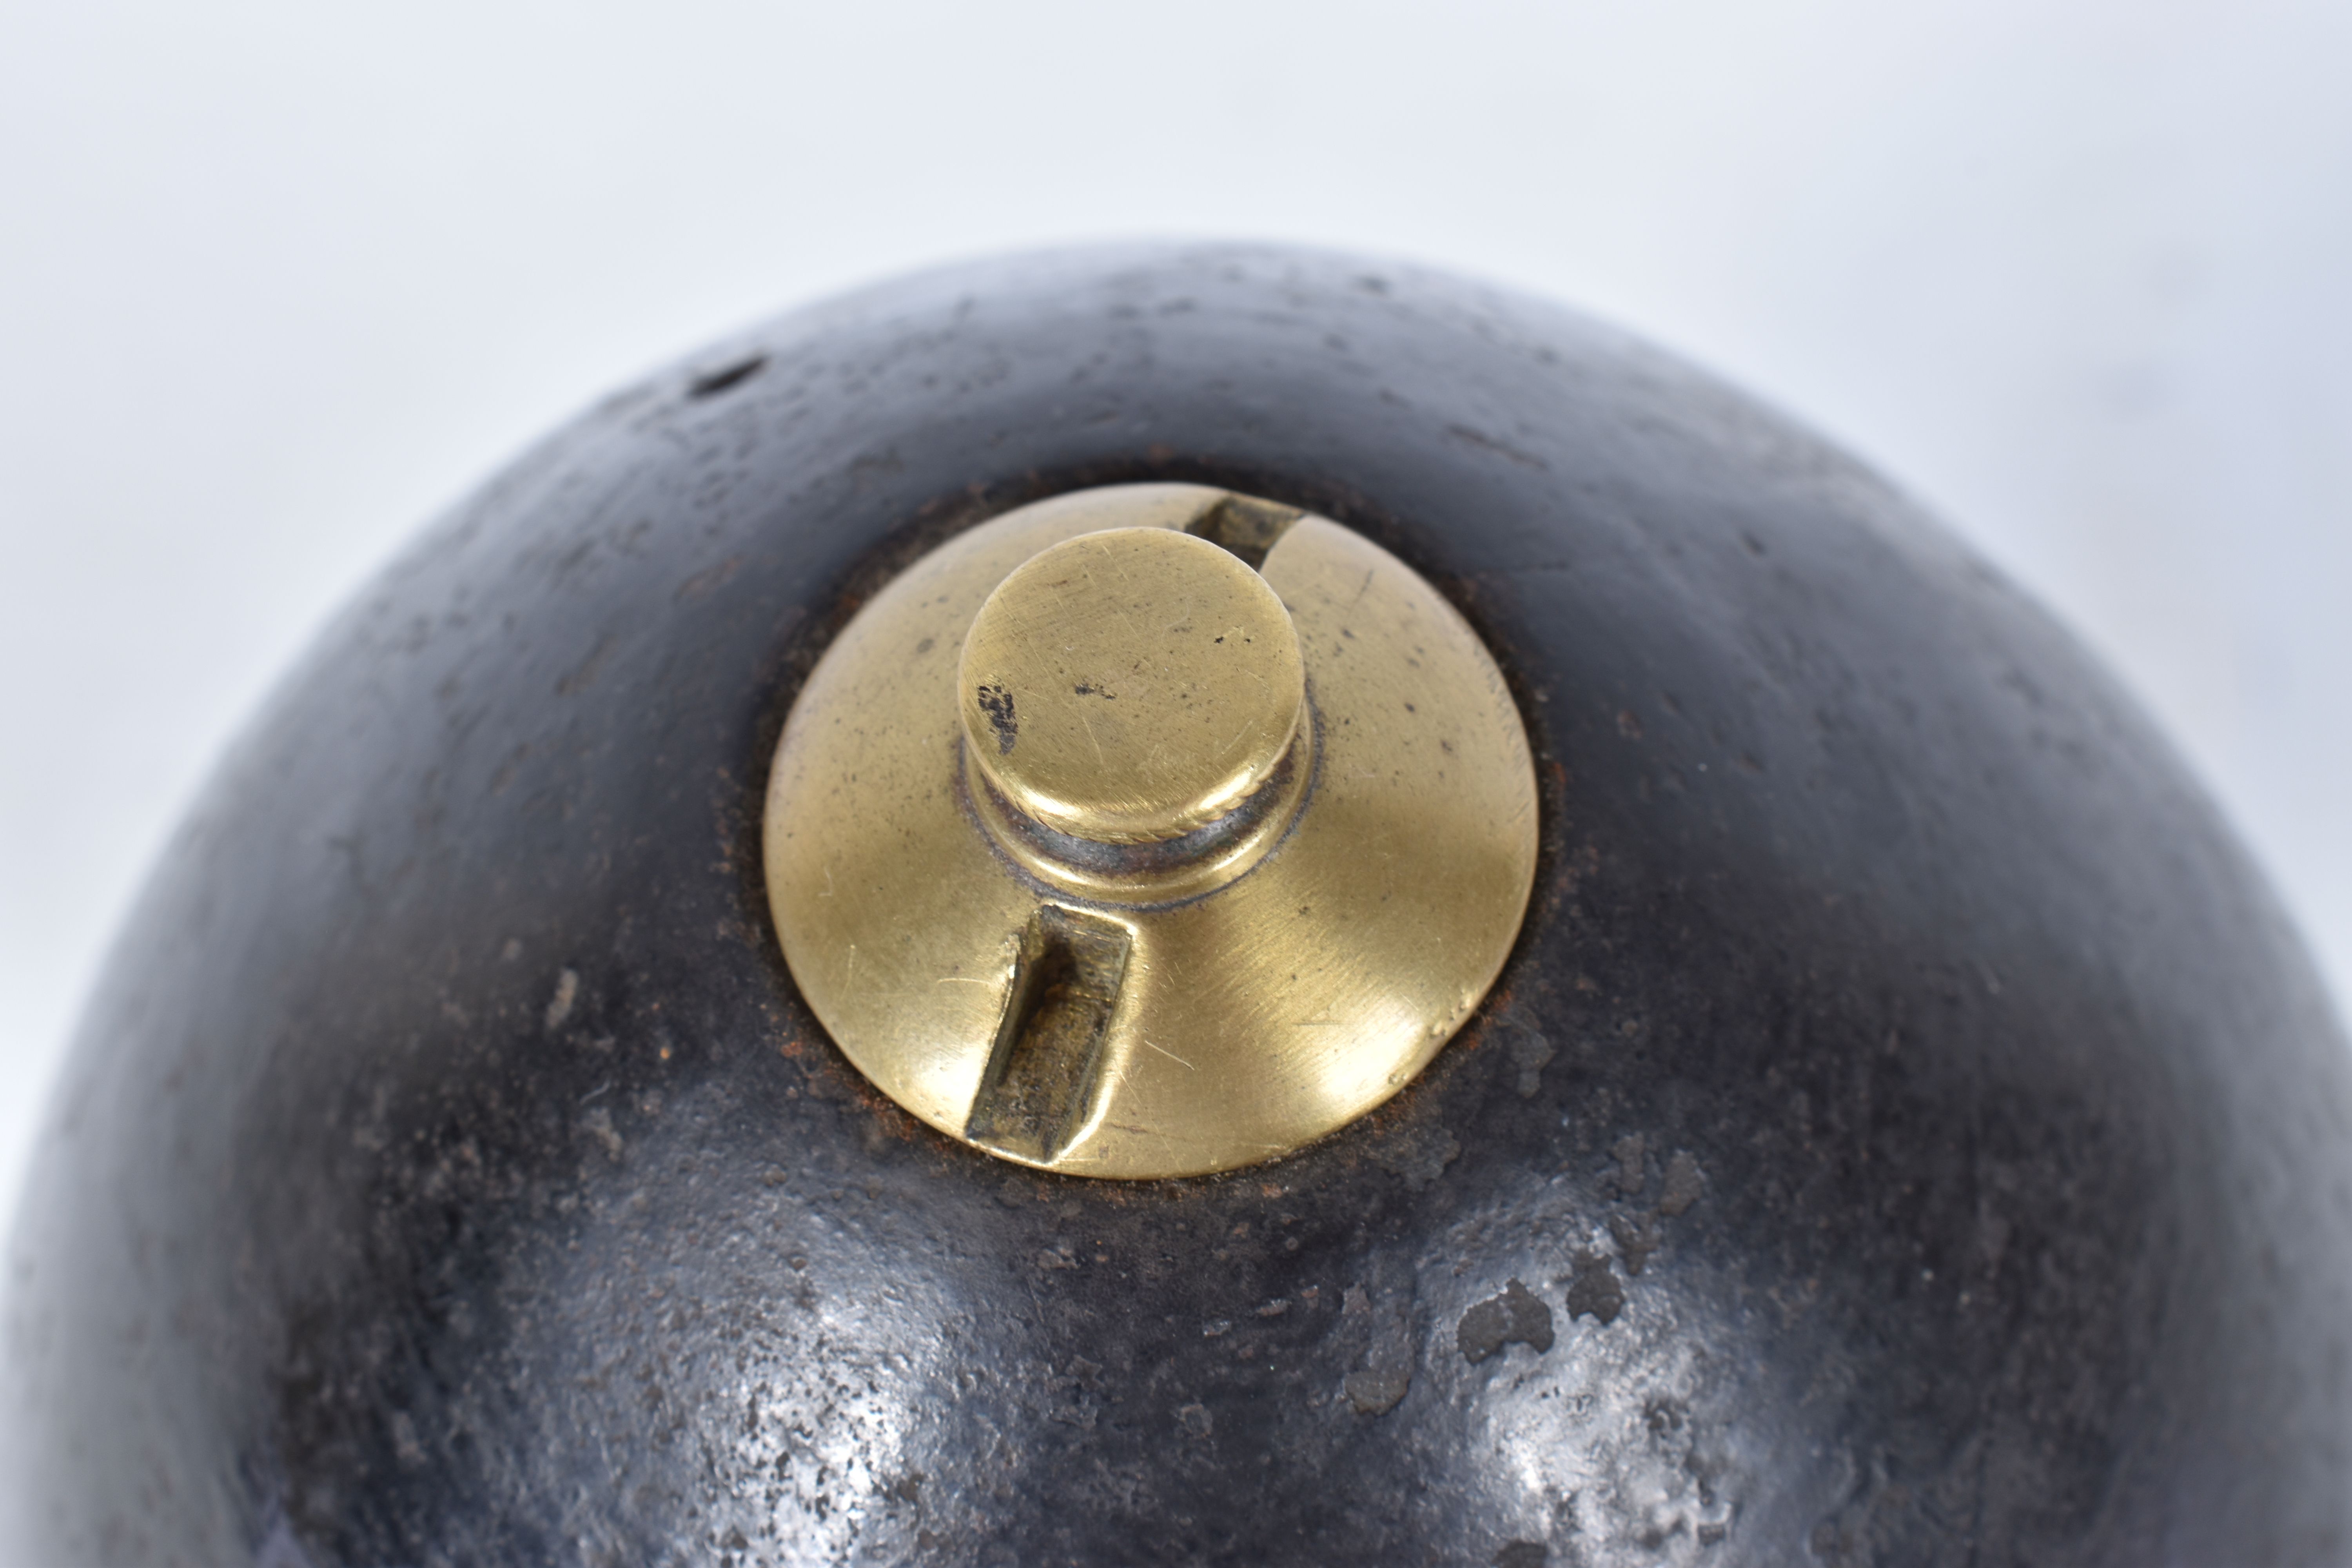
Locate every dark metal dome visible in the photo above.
<box><xmin>6</xmin><ymin>245</ymin><xmax>2348</xmax><ymax>1566</ymax></box>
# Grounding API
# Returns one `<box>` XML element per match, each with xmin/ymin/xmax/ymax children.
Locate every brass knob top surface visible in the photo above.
<box><xmin>958</xmin><ymin>527</ymin><xmax>1305</xmax><ymax>845</ymax></box>
<box><xmin>763</xmin><ymin>483</ymin><xmax>1539</xmax><ymax>1179</ymax></box>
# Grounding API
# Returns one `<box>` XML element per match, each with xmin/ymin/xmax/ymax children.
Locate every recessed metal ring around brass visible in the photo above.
<box><xmin>762</xmin><ymin>482</ymin><xmax>1539</xmax><ymax>1179</ymax></box>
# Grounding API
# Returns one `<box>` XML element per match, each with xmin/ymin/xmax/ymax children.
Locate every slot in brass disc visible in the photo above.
<box><xmin>762</xmin><ymin>483</ymin><xmax>1537</xmax><ymax>1178</ymax></box>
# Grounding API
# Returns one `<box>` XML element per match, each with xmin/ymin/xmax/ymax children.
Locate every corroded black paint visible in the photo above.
<box><xmin>7</xmin><ymin>246</ymin><xmax>2351</xmax><ymax>1566</ymax></box>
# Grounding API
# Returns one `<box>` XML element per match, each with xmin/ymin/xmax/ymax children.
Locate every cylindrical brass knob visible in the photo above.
<box><xmin>958</xmin><ymin>527</ymin><xmax>1306</xmax><ymax>847</ymax></box>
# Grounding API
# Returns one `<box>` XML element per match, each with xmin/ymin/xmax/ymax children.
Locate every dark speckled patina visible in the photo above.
<box><xmin>6</xmin><ymin>246</ymin><xmax>2351</xmax><ymax>1566</ymax></box>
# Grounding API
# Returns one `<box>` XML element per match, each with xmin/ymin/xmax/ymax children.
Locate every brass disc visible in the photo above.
<box><xmin>762</xmin><ymin>483</ymin><xmax>1538</xmax><ymax>1178</ymax></box>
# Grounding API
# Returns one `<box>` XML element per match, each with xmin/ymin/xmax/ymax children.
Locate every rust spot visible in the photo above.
<box><xmin>674</xmin><ymin>557</ymin><xmax>743</xmax><ymax>601</ymax></box>
<box><xmin>1457</xmin><ymin>1279</ymin><xmax>1554</xmax><ymax>1363</ymax></box>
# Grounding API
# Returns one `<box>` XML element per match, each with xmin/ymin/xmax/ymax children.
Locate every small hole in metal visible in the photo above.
<box><xmin>686</xmin><ymin>354</ymin><xmax>767</xmax><ymax>399</ymax></box>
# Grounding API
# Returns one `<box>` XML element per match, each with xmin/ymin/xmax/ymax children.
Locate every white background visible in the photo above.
<box><xmin>4</xmin><ymin>0</ymin><xmax>2348</xmax><ymax>1224</ymax></box>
